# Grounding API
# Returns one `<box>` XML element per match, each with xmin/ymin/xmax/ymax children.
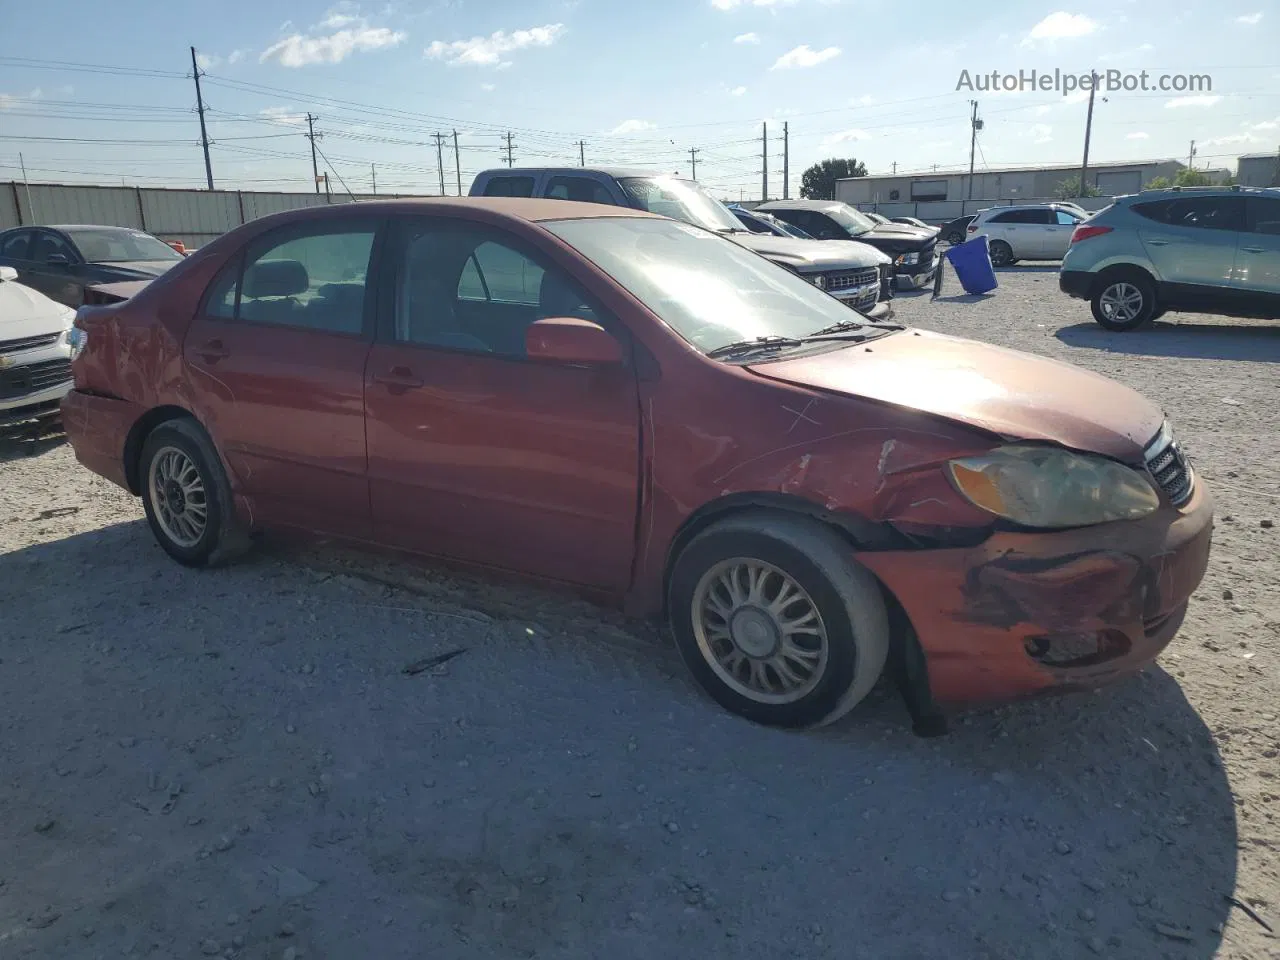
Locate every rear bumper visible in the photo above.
<box><xmin>1059</xmin><ymin>269</ymin><xmax>1094</xmax><ymax>300</ymax></box>
<box><xmin>60</xmin><ymin>389</ymin><xmax>145</xmax><ymax>492</ymax></box>
<box><xmin>858</xmin><ymin>483</ymin><xmax>1214</xmax><ymax>706</ymax></box>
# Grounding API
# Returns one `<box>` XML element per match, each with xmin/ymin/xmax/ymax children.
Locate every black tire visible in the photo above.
<box><xmin>988</xmin><ymin>240</ymin><xmax>1014</xmax><ymax>267</ymax></box>
<box><xmin>946</xmin><ymin>231</ymin><xmax>964</xmax><ymax>245</ymax></box>
<box><xmin>139</xmin><ymin>418</ymin><xmax>250</xmax><ymax>568</ymax></box>
<box><xmin>1091</xmin><ymin>272</ymin><xmax>1157</xmax><ymax>331</ymax></box>
<box><xmin>668</xmin><ymin>513</ymin><xmax>890</xmax><ymax>729</ymax></box>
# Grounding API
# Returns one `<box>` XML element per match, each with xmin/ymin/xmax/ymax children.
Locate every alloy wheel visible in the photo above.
<box><xmin>691</xmin><ymin>558</ymin><xmax>829</xmax><ymax>704</ymax></box>
<box><xmin>147</xmin><ymin>446</ymin><xmax>208</xmax><ymax>548</ymax></box>
<box><xmin>1098</xmin><ymin>282</ymin><xmax>1145</xmax><ymax>323</ymax></box>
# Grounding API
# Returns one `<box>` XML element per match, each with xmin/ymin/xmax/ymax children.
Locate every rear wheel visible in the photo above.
<box><xmin>668</xmin><ymin>513</ymin><xmax>890</xmax><ymax>729</ymax></box>
<box><xmin>988</xmin><ymin>240</ymin><xmax>1015</xmax><ymax>267</ymax></box>
<box><xmin>140</xmin><ymin>419</ymin><xmax>249</xmax><ymax>567</ymax></box>
<box><xmin>946</xmin><ymin>231</ymin><xmax>965</xmax><ymax>245</ymax></box>
<box><xmin>1091</xmin><ymin>273</ymin><xmax>1156</xmax><ymax>331</ymax></box>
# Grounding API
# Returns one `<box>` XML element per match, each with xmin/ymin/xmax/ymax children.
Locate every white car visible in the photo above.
<box><xmin>0</xmin><ymin>265</ymin><xmax>75</xmax><ymax>432</ymax></box>
<box><xmin>966</xmin><ymin>203</ymin><xmax>1087</xmax><ymax>266</ymax></box>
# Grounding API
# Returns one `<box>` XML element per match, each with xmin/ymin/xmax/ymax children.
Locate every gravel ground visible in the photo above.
<box><xmin>1</xmin><ymin>268</ymin><xmax>1277</xmax><ymax>960</ymax></box>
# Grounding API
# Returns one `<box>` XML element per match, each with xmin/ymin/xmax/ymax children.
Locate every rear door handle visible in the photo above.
<box><xmin>197</xmin><ymin>338</ymin><xmax>229</xmax><ymax>362</ymax></box>
<box><xmin>373</xmin><ymin>367</ymin><xmax>425</xmax><ymax>390</ymax></box>
<box><xmin>1146</xmin><ymin>239</ymin><xmax>1169</xmax><ymax>246</ymax></box>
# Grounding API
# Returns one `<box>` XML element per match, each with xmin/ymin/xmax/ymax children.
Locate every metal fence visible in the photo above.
<box><xmin>847</xmin><ymin>195</ymin><xmax>1117</xmax><ymax>224</ymax></box>
<box><xmin>0</xmin><ymin>182</ymin><xmax>418</xmax><ymax>250</ymax></box>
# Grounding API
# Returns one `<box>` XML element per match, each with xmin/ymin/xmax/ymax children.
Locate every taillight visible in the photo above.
<box><xmin>1070</xmin><ymin>224</ymin><xmax>1112</xmax><ymax>244</ymax></box>
<box><xmin>967</xmin><ymin>224</ymin><xmax>978</xmax><ymax>232</ymax></box>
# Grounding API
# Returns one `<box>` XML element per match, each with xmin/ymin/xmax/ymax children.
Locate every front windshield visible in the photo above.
<box><xmin>618</xmin><ymin>177</ymin><xmax>744</xmax><ymax>234</ymax></box>
<box><xmin>66</xmin><ymin>228</ymin><xmax>182</xmax><ymax>263</ymax></box>
<box><xmin>545</xmin><ymin>217</ymin><xmax>884</xmax><ymax>356</ymax></box>
<box><xmin>824</xmin><ymin>204</ymin><xmax>877</xmax><ymax>237</ymax></box>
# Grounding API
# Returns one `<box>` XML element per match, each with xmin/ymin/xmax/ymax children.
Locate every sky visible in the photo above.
<box><xmin>0</xmin><ymin>0</ymin><xmax>1277</xmax><ymax>200</ymax></box>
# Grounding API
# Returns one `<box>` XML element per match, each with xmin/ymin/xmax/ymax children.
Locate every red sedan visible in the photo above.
<box><xmin>62</xmin><ymin>199</ymin><xmax>1212</xmax><ymax>730</ymax></box>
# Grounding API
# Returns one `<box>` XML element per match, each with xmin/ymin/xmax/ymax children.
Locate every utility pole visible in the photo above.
<box><xmin>306</xmin><ymin>114</ymin><xmax>321</xmax><ymax>194</ymax></box>
<box><xmin>322</xmin><ymin>172</ymin><xmax>330</xmax><ymax>201</ymax></box>
<box><xmin>689</xmin><ymin>147</ymin><xmax>700</xmax><ymax>181</ymax></box>
<box><xmin>891</xmin><ymin>161</ymin><xmax>897</xmax><ymax>175</ymax></box>
<box><xmin>967</xmin><ymin>100</ymin><xmax>980</xmax><ymax>200</ymax></box>
<box><xmin>370</xmin><ymin>163</ymin><xmax>377</xmax><ymax>195</ymax></box>
<box><xmin>1079</xmin><ymin>72</ymin><xmax>1099</xmax><ymax>198</ymax></box>
<box><xmin>578</xmin><ymin>140</ymin><xmax>586</xmax><ymax>167</ymax></box>
<box><xmin>782</xmin><ymin>122</ymin><xmax>790</xmax><ymax>199</ymax></box>
<box><xmin>190</xmin><ymin>46</ymin><xmax>214</xmax><ymax>191</ymax></box>
<box><xmin>503</xmin><ymin>132</ymin><xmax>515</xmax><ymax>168</ymax></box>
<box><xmin>453</xmin><ymin>130</ymin><xmax>462</xmax><ymax>195</ymax></box>
<box><xmin>18</xmin><ymin>152</ymin><xmax>34</xmax><ymax>223</ymax></box>
<box><xmin>762</xmin><ymin>121</ymin><xmax>768</xmax><ymax>201</ymax></box>
<box><xmin>1188</xmin><ymin>140</ymin><xmax>1197</xmax><ymax>170</ymax></box>
<box><xmin>433</xmin><ymin>132</ymin><xmax>447</xmax><ymax>196</ymax></box>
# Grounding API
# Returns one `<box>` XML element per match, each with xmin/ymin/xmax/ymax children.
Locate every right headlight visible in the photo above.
<box><xmin>947</xmin><ymin>444</ymin><xmax>1159</xmax><ymax>529</ymax></box>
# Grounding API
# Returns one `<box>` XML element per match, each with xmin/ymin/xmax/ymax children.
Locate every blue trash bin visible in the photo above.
<box><xmin>944</xmin><ymin>235</ymin><xmax>998</xmax><ymax>295</ymax></box>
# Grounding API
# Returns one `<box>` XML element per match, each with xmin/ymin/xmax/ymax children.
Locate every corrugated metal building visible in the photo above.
<box><xmin>1237</xmin><ymin>152</ymin><xmax>1280</xmax><ymax>188</ymax></box>
<box><xmin>836</xmin><ymin>159</ymin><xmax>1185</xmax><ymax>208</ymax></box>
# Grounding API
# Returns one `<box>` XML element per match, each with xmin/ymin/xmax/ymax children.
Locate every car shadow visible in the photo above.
<box><xmin>1057</xmin><ymin>321</ymin><xmax>1280</xmax><ymax>363</ymax></box>
<box><xmin>933</xmin><ymin>293</ymin><xmax>994</xmax><ymax>304</ymax></box>
<box><xmin>999</xmin><ymin>263</ymin><xmax>1061</xmax><ymax>273</ymax></box>
<box><xmin>0</xmin><ymin>524</ymin><xmax>1238</xmax><ymax>960</ymax></box>
<box><xmin>0</xmin><ymin>430</ymin><xmax>66</xmax><ymax>463</ymax></box>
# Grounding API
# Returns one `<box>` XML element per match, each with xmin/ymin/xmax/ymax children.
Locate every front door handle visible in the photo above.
<box><xmin>1242</xmin><ymin>246</ymin><xmax>1266</xmax><ymax>254</ymax></box>
<box><xmin>373</xmin><ymin>367</ymin><xmax>425</xmax><ymax>390</ymax></box>
<box><xmin>197</xmin><ymin>338</ymin><xmax>229</xmax><ymax>362</ymax></box>
<box><xmin>1145</xmin><ymin>239</ymin><xmax>1169</xmax><ymax>246</ymax></box>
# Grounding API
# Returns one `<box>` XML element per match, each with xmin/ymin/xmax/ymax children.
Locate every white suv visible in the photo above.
<box><xmin>967</xmin><ymin>203</ymin><xmax>1087</xmax><ymax>266</ymax></box>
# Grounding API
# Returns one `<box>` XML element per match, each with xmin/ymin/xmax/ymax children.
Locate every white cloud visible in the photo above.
<box><xmin>261</xmin><ymin>12</ymin><xmax>406</xmax><ymax>67</ymax></box>
<box><xmin>1031</xmin><ymin>123</ymin><xmax>1053</xmax><ymax>143</ymax></box>
<box><xmin>1203</xmin><ymin>132</ymin><xmax>1260</xmax><ymax>147</ymax></box>
<box><xmin>821</xmin><ymin>128</ymin><xmax>868</xmax><ymax>146</ymax></box>
<box><xmin>1165</xmin><ymin>94</ymin><xmax>1222</xmax><ymax>108</ymax></box>
<box><xmin>850</xmin><ymin>94</ymin><xmax>874</xmax><ymax>106</ymax></box>
<box><xmin>196</xmin><ymin>53</ymin><xmax>218</xmax><ymax>69</ymax></box>
<box><xmin>713</xmin><ymin>0</ymin><xmax>795</xmax><ymax>9</ymax></box>
<box><xmin>1034</xmin><ymin>104</ymin><xmax>1053</xmax><ymax>116</ymax></box>
<box><xmin>258</xmin><ymin>106</ymin><xmax>308</xmax><ymax>126</ymax></box>
<box><xmin>1022</xmin><ymin>11</ymin><xmax>1099</xmax><ymax>44</ymax></box>
<box><xmin>1063</xmin><ymin>89</ymin><xmax>1091</xmax><ymax>104</ymax></box>
<box><xmin>0</xmin><ymin>87</ymin><xmax>42</xmax><ymax>110</ymax></box>
<box><xmin>481</xmin><ymin>83</ymin><xmax>496</xmax><ymax>92</ymax></box>
<box><xmin>609</xmin><ymin>119</ymin><xmax>656</xmax><ymax>135</ymax></box>
<box><xmin>730</xmin><ymin>85</ymin><xmax>747</xmax><ymax>96</ymax></box>
<box><xmin>1251</xmin><ymin>119</ymin><xmax>1278</xmax><ymax>130</ymax></box>
<box><xmin>1126</xmin><ymin>131</ymin><xmax>1150</xmax><ymax>139</ymax></box>
<box><xmin>771</xmin><ymin>44</ymin><xmax>841</xmax><ymax>69</ymax></box>
<box><xmin>1098</xmin><ymin>41</ymin><xmax>1153</xmax><ymax>62</ymax></box>
<box><xmin>733</xmin><ymin>32</ymin><xmax>759</xmax><ymax>44</ymax></box>
<box><xmin>227</xmin><ymin>49</ymin><xmax>247</xmax><ymax>64</ymax></box>
<box><xmin>1236</xmin><ymin>11</ymin><xmax>1263</xmax><ymax>24</ymax></box>
<box><xmin>426</xmin><ymin>23</ymin><xmax>565</xmax><ymax>67</ymax></box>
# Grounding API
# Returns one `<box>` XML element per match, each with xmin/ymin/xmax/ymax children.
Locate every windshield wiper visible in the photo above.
<box><xmin>800</xmin><ymin>319</ymin><xmax>903</xmax><ymax>343</ymax></box>
<box><xmin>706</xmin><ymin>335</ymin><xmax>804</xmax><ymax>359</ymax></box>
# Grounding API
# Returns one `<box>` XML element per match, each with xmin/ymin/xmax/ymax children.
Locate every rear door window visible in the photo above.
<box><xmin>30</xmin><ymin>232</ymin><xmax>79</xmax><ymax>263</ymax></box>
<box><xmin>1055</xmin><ymin>210</ymin><xmax>1083</xmax><ymax>225</ymax></box>
<box><xmin>1245</xmin><ymin>197</ymin><xmax>1280</xmax><ymax>235</ymax></box>
<box><xmin>480</xmin><ymin>176</ymin><xmax>536</xmax><ymax>198</ymax></box>
<box><xmin>1134</xmin><ymin>196</ymin><xmax>1244</xmax><ymax>231</ymax></box>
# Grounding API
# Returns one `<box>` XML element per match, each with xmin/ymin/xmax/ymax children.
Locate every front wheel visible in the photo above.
<box><xmin>668</xmin><ymin>514</ymin><xmax>890</xmax><ymax>729</ymax></box>
<box><xmin>946</xmin><ymin>231</ymin><xmax>965</xmax><ymax>245</ymax></box>
<box><xmin>1091</xmin><ymin>274</ymin><xmax>1156</xmax><ymax>331</ymax></box>
<box><xmin>140</xmin><ymin>419</ymin><xmax>249</xmax><ymax>567</ymax></box>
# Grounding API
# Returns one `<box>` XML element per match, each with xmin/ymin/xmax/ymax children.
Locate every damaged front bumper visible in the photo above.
<box><xmin>858</xmin><ymin>482</ymin><xmax>1214</xmax><ymax>706</ymax></box>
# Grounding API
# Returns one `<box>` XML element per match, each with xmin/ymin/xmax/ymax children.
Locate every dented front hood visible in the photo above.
<box><xmin>749</xmin><ymin>328</ymin><xmax>1165</xmax><ymax>461</ymax></box>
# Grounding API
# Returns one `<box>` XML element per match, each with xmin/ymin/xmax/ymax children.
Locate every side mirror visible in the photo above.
<box><xmin>0</xmin><ymin>265</ymin><xmax>17</xmax><ymax>282</ymax></box>
<box><xmin>525</xmin><ymin>317</ymin><xmax>622</xmax><ymax>365</ymax></box>
<box><xmin>46</xmin><ymin>253</ymin><xmax>70</xmax><ymax>267</ymax></box>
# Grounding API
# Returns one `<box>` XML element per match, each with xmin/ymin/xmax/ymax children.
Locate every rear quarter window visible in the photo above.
<box><xmin>480</xmin><ymin>176</ymin><xmax>536</xmax><ymax>198</ymax></box>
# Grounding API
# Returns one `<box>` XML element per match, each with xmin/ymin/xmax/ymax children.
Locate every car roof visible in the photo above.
<box><xmin>758</xmin><ymin>199</ymin><xmax>848</xmax><ymax>211</ymax></box>
<box><xmin>45</xmin><ymin>224</ymin><xmax>154</xmax><ymax>233</ymax></box>
<box><xmin>265</xmin><ymin>197</ymin><xmax>661</xmax><ymax>225</ymax></box>
<box><xmin>475</xmin><ymin>166</ymin><xmax>672</xmax><ymax>180</ymax></box>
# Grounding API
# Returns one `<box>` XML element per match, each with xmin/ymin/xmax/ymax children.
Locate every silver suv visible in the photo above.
<box><xmin>1060</xmin><ymin>186</ymin><xmax>1280</xmax><ymax>330</ymax></box>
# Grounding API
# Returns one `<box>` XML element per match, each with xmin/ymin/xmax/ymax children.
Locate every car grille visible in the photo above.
<box><xmin>1144</xmin><ymin>423</ymin><xmax>1194</xmax><ymax>507</ymax></box>
<box><xmin>0</xmin><ymin>332</ymin><xmax>60</xmax><ymax>355</ymax></box>
<box><xmin>0</xmin><ymin>358</ymin><xmax>73</xmax><ymax>400</ymax></box>
<box><xmin>824</xmin><ymin>267</ymin><xmax>880</xmax><ymax>308</ymax></box>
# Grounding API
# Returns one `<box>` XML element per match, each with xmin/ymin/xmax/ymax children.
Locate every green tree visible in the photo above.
<box><xmin>1144</xmin><ymin>176</ymin><xmax>1173</xmax><ymax>189</ymax></box>
<box><xmin>1054</xmin><ymin>177</ymin><xmax>1103</xmax><ymax>199</ymax></box>
<box><xmin>1174</xmin><ymin>167</ymin><xmax>1214</xmax><ymax>187</ymax></box>
<box><xmin>799</xmin><ymin>158</ymin><xmax>868</xmax><ymax>200</ymax></box>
